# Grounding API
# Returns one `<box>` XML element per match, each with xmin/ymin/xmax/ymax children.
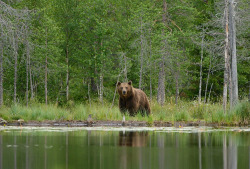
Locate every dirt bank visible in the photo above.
<box><xmin>0</xmin><ymin>120</ymin><xmax>248</xmax><ymax>127</ymax></box>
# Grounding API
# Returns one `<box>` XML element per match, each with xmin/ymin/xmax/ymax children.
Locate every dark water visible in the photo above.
<box><xmin>0</xmin><ymin>127</ymin><xmax>249</xmax><ymax>169</ymax></box>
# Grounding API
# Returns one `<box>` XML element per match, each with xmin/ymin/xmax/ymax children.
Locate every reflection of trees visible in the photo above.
<box><xmin>118</xmin><ymin>131</ymin><xmax>148</xmax><ymax>169</ymax></box>
<box><xmin>26</xmin><ymin>135</ymin><xmax>29</xmax><ymax>169</ymax></box>
<box><xmin>0</xmin><ymin>135</ymin><xmax>2</xmax><ymax>169</ymax></box>
<box><xmin>0</xmin><ymin>129</ymin><xmax>249</xmax><ymax>169</ymax></box>
<box><xmin>223</xmin><ymin>134</ymin><xmax>238</xmax><ymax>169</ymax></box>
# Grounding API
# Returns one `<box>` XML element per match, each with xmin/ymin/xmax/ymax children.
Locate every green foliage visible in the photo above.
<box><xmin>0</xmin><ymin>0</ymin><xmax>249</xmax><ymax>126</ymax></box>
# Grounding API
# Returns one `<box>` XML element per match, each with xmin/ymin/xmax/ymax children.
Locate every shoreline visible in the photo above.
<box><xmin>1</xmin><ymin>120</ymin><xmax>249</xmax><ymax>128</ymax></box>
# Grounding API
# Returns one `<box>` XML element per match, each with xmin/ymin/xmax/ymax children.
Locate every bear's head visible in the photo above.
<box><xmin>117</xmin><ymin>81</ymin><xmax>133</xmax><ymax>98</ymax></box>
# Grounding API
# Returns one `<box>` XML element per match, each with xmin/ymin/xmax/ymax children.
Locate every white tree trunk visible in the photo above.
<box><xmin>88</xmin><ymin>81</ymin><xmax>91</xmax><ymax>107</ymax></box>
<box><xmin>248</xmin><ymin>84</ymin><xmax>250</xmax><ymax>102</ymax></box>
<box><xmin>139</xmin><ymin>17</ymin><xmax>144</xmax><ymax>89</ymax></box>
<box><xmin>175</xmin><ymin>62</ymin><xmax>180</xmax><ymax>105</ymax></box>
<box><xmin>223</xmin><ymin>0</ymin><xmax>229</xmax><ymax>114</ymax></box>
<box><xmin>99</xmin><ymin>74</ymin><xmax>103</xmax><ymax>104</ymax></box>
<box><xmin>204</xmin><ymin>54</ymin><xmax>212</xmax><ymax>104</ymax></box>
<box><xmin>157</xmin><ymin>61</ymin><xmax>165</xmax><ymax>106</ymax></box>
<box><xmin>13</xmin><ymin>31</ymin><xmax>18</xmax><ymax>104</ymax></box>
<box><xmin>198</xmin><ymin>29</ymin><xmax>204</xmax><ymax>104</ymax></box>
<box><xmin>157</xmin><ymin>0</ymin><xmax>167</xmax><ymax>106</ymax></box>
<box><xmin>149</xmin><ymin>31</ymin><xmax>152</xmax><ymax>102</ymax></box>
<box><xmin>0</xmin><ymin>41</ymin><xmax>3</xmax><ymax>106</ymax></box>
<box><xmin>29</xmin><ymin>68</ymin><xmax>34</xmax><ymax>99</ymax></box>
<box><xmin>123</xmin><ymin>54</ymin><xmax>127</xmax><ymax>82</ymax></box>
<box><xmin>229</xmin><ymin>0</ymin><xmax>238</xmax><ymax>106</ymax></box>
<box><xmin>26</xmin><ymin>31</ymin><xmax>30</xmax><ymax>107</ymax></box>
<box><xmin>45</xmin><ymin>28</ymin><xmax>48</xmax><ymax>105</ymax></box>
<box><xmin>66</xmin><ymin>45</ymin><xmax>69</xmax><ymax>102</ymax></box>
<box><xmin>208</xmin><ymin>83</ymin><xmax>213</xmax><ymax>104</ymax></box>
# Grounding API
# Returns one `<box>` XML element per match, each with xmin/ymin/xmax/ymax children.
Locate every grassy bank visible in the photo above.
<box><xmin>0</xmin><ymin>100</ymin><xmax>249</xmax><ymax>125</ymax></box>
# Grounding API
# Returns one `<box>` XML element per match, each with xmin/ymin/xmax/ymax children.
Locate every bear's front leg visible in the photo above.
<box><xmin>119</xmin><ymin>98</ymin><xmax>127</xmax><ymax>115</ymax></box>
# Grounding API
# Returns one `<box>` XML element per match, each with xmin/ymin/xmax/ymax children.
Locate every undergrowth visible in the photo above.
<box><xmin>0</xmin><ymin>99</ymin><xmax>249</xmax><ymax>124</ymax></box>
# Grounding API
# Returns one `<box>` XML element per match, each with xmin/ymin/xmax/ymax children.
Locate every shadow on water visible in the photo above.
<box><xmin>0</xmin><ymin>128</ymin><xmax>249</xmax><ymax>169</ymax></box>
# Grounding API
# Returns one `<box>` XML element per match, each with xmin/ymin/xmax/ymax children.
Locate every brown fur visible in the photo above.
<box><xmin>117</xmin><ymin>81</ymin><xmax>151</xmax><ymax>116</ymax></box>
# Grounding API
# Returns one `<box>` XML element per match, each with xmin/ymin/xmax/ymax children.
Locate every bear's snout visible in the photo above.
<box><xmin>122</xmin><ymin>91</ymin><xmax>126</xmax><ymax>95</ymax></box>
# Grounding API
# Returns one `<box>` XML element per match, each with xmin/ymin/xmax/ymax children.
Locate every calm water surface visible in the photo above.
<box><xmin>0</xmin><ymin>127</ymin><xmax>249</xmax><ymax>169</ymax></box>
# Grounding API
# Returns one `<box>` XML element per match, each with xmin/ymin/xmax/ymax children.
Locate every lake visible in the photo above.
<box><xmin>0</xmin><ymin>126</ymin><xmax>249</xmax><ymax>169</ymax></box>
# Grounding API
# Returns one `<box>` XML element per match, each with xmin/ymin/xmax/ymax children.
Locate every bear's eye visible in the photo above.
<box><xmin>120</xmin><ymin>87</ymin><xmax>123</xmax><ymax>90</ymax></box>
<box><xmin>125</xmin><ymin>87</ymin><xmax>128</xmax><ymax>89</ymax></box>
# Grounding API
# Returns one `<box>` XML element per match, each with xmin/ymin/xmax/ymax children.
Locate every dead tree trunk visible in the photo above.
<box><xmin>198</xmin><ymin>28</ymin><xmax>205</xmax><ymax>104</ymax></box>
<box><xmin>139</xmin><ymin>17</ymin><xmax>144</xmax><ymax>89</ymax></box>
<box><xmin>208</xmin><ymin>83</ymin><xmax>213</xmax><ymax>104</ymax></box>
<box><xmin>111</xmin><ymin>74</ymin><xmax>120</xmax><ymax>109</ymax></box>
<box><xmin>175</xmin><ymin>62</ymin><xmax>180</xmax><ymax>105</ymax></box>
<box><xmin>26</xmin><ymin>30</ymin><xmax>30</xmax><ymax>107</ymax></box>
<box><xmin>99</xmin><ymin>73</ymin><xmax>103</xmax><ymax>104</ymax></box>
<box><xmin>66</xmin><ymin>45</ymin><xmax>69</xmax><ymax>102</ymax></box>
<box><xmin>13</xmin><ymin>31</ymin><xmax>18</xmax><ymax>104</ymax></box>
<box><xmin>88</xmin><ymin>81</ymin><xmax>91</xmax><ymax>107</ymax></box>
<box><xmin>45</xmin><ymin>28</ymin><xmax>48</xmax><ymax>105</ymax></box>
<box><xmin>229</xmin><ymin>63</ymin><xmax>233</xmax><ymax>109</ymax></box>
<box><xmin>149</xmin><ymin>29</ymin><xmax>152</xmax><ymax>102</ymax></box>
<box><xmin>0</xmin><ymin>41</ymin><xmax>3</xmax><ymax>106</ymax></box>
<box><xmin>223</xmin><ymin>0</ymin><xmax>229</xmax><ymax>114</ymax></box>
<box><xmin>204</xmin><ymin>54</ymin><xmax>212</xmax><ymax>104</ymax></box>
<box><xmin>29</xmin><ymin>66</ymin><xmax>34</xmax><ymax>99</ymax></box>
<box><xmin>229</xmin><ymin>0</ymin><xmax>238</xmax><ymax>107</ymax></box>
<box><xmin>157</xmin><ymin>0</ymin><xmax>167</xmax><ymax>106</ymax></box>
<box><xmin>123</xmin><ymin>54</ymin><xmax>127</xmax><ymax>82</ymax></box>
<box><xmin>157</xmin><ymin>61</ymin><xmax>165</xmax><ymax>106</ymax></box>
<box><xmin>248</xmin><ymin>83</ymin><xmax>250</xmax><ymax>102</ymax></box>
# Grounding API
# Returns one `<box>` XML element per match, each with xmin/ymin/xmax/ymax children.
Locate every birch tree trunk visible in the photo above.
<box><xmin>223</xmin><ymin>0</ymin><xmax>229</xmax><ymax>114</ymax></box>
<box><xmin>30</xmin><ymin>68</ymin><xmax>34</xmax><ymax>99</ymax></box>
<box><xmin>228</xmin><ymin>64</ymin><xmax>233</xmax><ymax>109</ymax></box>
<box><xmin>88</xmin><ymin>81</ymin><xmax>91</xmax><ymax>108</ymax></box>
<box><xmin>13</xmin><ymin>31</ymin><xmax>18</xmax><ymax>104</ymax></box>
<box><xmin>139</xmin><ymin>17</ymin><xmax>144</xmax><ymax>89</ymax></box>
<box><xmin>123</xmin><ymin>54</ymin><xmax>127</xmax><ymax>82</ymax></box>
<box><xmin>208</xmin><ymin>83</ymin><xmax>213</xmax><ymax>104</ymax></box>
<box><xmin>198</xmin><ymin>29</ymin><xmax>204</xmax><ymax>104</ymax></box>
<box><xmin>175</xmin><ymin>63</ymin><xmax>180</xmax><ymax>105</ymax></box>
<box><xmin>149</xmin><ymin>30</ymin><xmax>152</xmax><ymax>102</ymax></box>
<box><xmin>204</xmin><ymin>54</ymin><xmax>212</xmax><ymax>104</ymax></box>
<box><xmin>26</xmin><ymin>31</ymin><xmax>30</xmax><ymax>107</ymax></box>
<box><xmin>66</xmin><ymin>45</ymin><xmax>69</xmax><ymax>102</ymax></box>
<box><xmin>99</xmin><ymin>73</ymin><xmax>103</xmax><ymax>104</ymax></box>
<box><xmin>248</xmin><ymin>84</ymin><xmax>250</xmax><ymax>102</ymax></box>
<box><xmin>157</xmin><ymin>61</ymin><xmax>165</xmax><ymax>106</ymax></box>
<box><xmin>157</xmin><ymin>0</ymin><xmax>167</xmax><ymax>106</ymax></box>
<box><xmin>229</xmin><ymin>0</ymin><xmax>238</xmax><ymax>106</ymax></box>
<box><xmin>45</xmin><ymin>28</ymin><xmax>48</xmax><ymax>105</ymax></box>
<box><xmin>0</xmin><ymin>41</ymin><xmax>3</xmax><ymax>106</ymax></box>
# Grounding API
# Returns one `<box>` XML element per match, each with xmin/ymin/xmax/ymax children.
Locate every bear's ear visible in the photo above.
<box><xmin>117</xmin><ymin>81</ymin><xmax>121</xmax><ymax>86</ymax></box>
<box><xmin>128</xmin><ymin>81</ymin><xmax>132</xmax><ymax>86</ymax></box>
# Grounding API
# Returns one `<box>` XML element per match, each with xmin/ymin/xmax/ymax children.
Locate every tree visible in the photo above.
<box><xmin>228</xmin><ymin>0</ymin><xmax>238</xmax><ymax>107</ymax></box>
<box><xmin>157</xmin><ymin>0</ymin><xmax>167</xmax><ymax>106</ymax></box>
<box><xmin>223</xmin><ymin>0</ymin><xmax>230</xmax><ymax>113</ymax></box>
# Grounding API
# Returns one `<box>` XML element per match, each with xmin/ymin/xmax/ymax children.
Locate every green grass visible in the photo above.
<box><xmin>0</xmin><ymin>99</ymin><xmax>249</xmax><ymax>125</ymax></box>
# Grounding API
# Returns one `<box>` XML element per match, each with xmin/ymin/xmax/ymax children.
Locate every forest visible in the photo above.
<box><xmin>0</xmin><ymin>0</ymin><xmax>249</xmax><ymax>123</ymax></box>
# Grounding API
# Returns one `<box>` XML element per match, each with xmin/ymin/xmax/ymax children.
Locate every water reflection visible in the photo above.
<box><xmin>0</xmin><ymin>128</ymin><xmax>249</xmax><ymax>169</ymax></box>
<box><xmin>118</xmin><ymin>131</ymin><xmax>149</xmax><ymax>169</ymax></box>
<box><xmin>119</xmin><ymin>131</ymin><xmax>148</xmax><ymax>147</ymax></box>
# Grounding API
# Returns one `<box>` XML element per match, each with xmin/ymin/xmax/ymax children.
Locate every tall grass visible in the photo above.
<box><xmin>0</xmin><ymin>100</ymin><xmax>249</xmax><ymax>124</ymax></box>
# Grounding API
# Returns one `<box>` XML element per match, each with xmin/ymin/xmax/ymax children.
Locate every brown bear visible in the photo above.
<box><xmin>117</xmin><ymin>81</ymin><xmax>151</xmax><ymax>116</ymax></box>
